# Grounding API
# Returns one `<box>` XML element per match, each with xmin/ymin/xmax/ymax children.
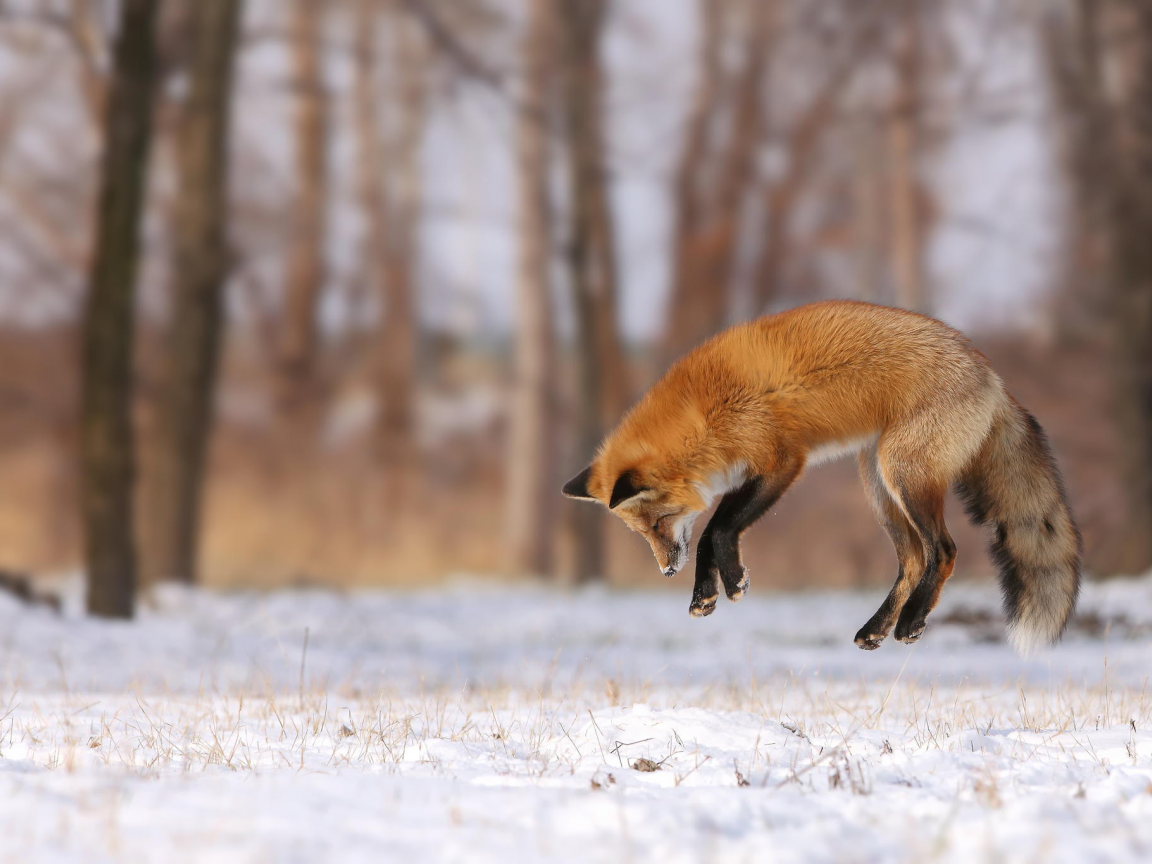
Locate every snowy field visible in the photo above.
<box><xmin>3</xmin><ymin>575</ymin><xmax>1152</xmax><ymax>863</ymax></box>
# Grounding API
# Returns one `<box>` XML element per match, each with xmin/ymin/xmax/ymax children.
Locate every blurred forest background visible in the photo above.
<box><xmin>0</xmin><ymin>0</ymin><xmax>1148</xmax><ymax>617</ymax></box>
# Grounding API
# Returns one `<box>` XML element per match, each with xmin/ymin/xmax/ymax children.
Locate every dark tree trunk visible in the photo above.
<box><xmin>142</xmin><ymin>0</ymin><xmax>242</xmax><ymax>585</ymax></box>
<box><xmin>80</xmin><ymin>0</ymin><xmax>160</xmax><ymax>618</ymax></box>
<box><xmin>1108</xmin><ymin>1</ymin><xmax>1152</xmax><ymax>573</ymax></box>
<box><xmin>662</xmin><ymin>0</ymin><xmax>772</xmax><ymax>365</ymax></box>
<box><xmin>505</xmin><ymin>0</ymin><xmax>558</xmax><ymax>578</ymax></box>
<box><xmin>374</xmin><ymin>8</ymin><xmax>426</xmax><ymax>468</ymax></box>
<box><xmin>750</xmin><ymin>54</ymin><xmax>849</xmax><ymax>312</ymax></box>
<box><xmin>662</xmin><ymin>0</ymin><xmax>727</xmax><ymax>366</ymax></box>
<box><xmin>558</xmin><ymin>0</ymin><xmax>622</xmax><ymax>583</ymax></box>
<box><xmin>1041</xmin><ymin>0</ymin><xmax>1112</xmax><ymax>340</ymax></box>
<box><xmin>888</xmin><ymin>3</ymin><xmax>925</xmax><ymax>313</ymax></box>
<box><xmin>278</xmin><ymin>0</ymin><xmax>329</xmax><ymax>419</ymax></box>
<box><xmin>1046</xmin><ymin>0</ymin><xmax>1152</xmax><ymax>573</ymax></box>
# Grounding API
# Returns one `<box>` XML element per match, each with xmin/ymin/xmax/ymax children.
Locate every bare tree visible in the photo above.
<box><xmin>504</xmin><ymin>0</ymin><xmax>557</xmax><ymax>578</ymax></box>
<box><xmin>558</xmin><ymin>0</ymin><xmax>623</xmax><ymax>583</ymax></box>
<box><xmin>277</xmin><ymin>0</ymin><xmax>329</xmax><ymax>418</ymax></box>
<box><xmin>1044</xmin><ymin>0</ymin><xmax>1152</xmax><ymax>573</ymax></box>
<box><xmin>352</xmin><ymin>0</ymin><xmax>392</xmax><ymax>449</ymax></box>
<box><xmin>1104</xmin><ymin>1</ymin><xmax>1152</xmax><ymax>572</ymax></box>
<box><xmin>664</xmin><ymin>1</ymin><xmax>872</xmax><ymax>346</ymax></box>
<box><xmin>373</xmin><ymin>5</ymin><xmax>428</xmax><ymax>466</ymax></box>
<box><xmin>887</xmin><ymin>1</ymin><xmax>925</xmax><ymax>312</ymax></box>
<box><xmin>750</xmin><ymin>55</ymin><xmax>854</xmax><ymax>313</ymax></box>
<box><xmin>64</xmin><ymin>0</ymin><xmax>108</xmax><ymax>127</ymax></box>
<box><xmin>80</xmin><ymin>0</ymin><xmax>160</xmax><ymax>618</ymax></box>
<box><xmin>662</xmin><ymin>0</ymin><xmax>748</xmax><ymax>364</ymax></box>
<box><xmin>1042</xmin><ymin>0</ymin><xmax>1111</xmax><ymax>339</ymax></box>
<box><xmin>142</xmin><ymin>0</ymin><xmax>242</xmax><ymax>585</ymax></box>
<box><xmin>851</xmin><ymin>114</ymin><xmax>887</xmax><ymax>303</ymax></box>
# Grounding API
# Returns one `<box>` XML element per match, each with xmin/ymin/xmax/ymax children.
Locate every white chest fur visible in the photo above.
<box><xmin>692</xmin><ymin>461</ymin><xmax>749</xmax><ymax>509</ymax></box>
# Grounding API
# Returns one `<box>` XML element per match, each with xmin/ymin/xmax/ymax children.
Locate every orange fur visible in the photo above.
<box><xmin>587</xmin><ymin>301</ymin><xmax>996</xmax><ymax>503</ymax></box>
<box><xmin>564</xmin><ymin>301</ymin><xmax>1080</xmax><ymax>651</ymax></box>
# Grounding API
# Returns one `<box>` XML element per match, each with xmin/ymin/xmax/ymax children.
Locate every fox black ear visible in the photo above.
<box><xmin>609</xmin><ymin>470</ymin><xmax>650</xmax><ymax>509</ymax></box>
<box><xmin>562</xmin><ymin>466</ymin><xmax>596</xmax><ymax>500</ymax></box>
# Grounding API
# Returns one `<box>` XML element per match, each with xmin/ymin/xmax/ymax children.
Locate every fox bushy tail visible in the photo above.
<box><xmin>955</xmin><ymin>398</ymin><xmax>1082</xmax><ymax>654</ymax></box>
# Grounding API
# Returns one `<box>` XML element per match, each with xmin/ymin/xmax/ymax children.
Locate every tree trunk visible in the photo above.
<box><xmin>888</xmin><ymin>4</ymin><xmax>924</xmax><ymax>312</ymax></box>
<box><xmin>352</xmin><ymin>0</ymin><xmax>391</xmax><ymax>455</ymax></box>
<box><xmin>505</xmin><ymin>0</ymin><xmax>558</xmax><ymax>578</ymax></box>
<box><xmin>1107</xmin><ymin>0</ymin><xmax>1152</xmax><ymax>573</ymax></box>
<box><xmin>66</xmin><ymin>0</ymin><xmax>108</xmax><ymax>127</ymax></box>
<box><xmin>1045</xmin><ymin>0</ymin><xmax>1152</xmax><ymax>573</ymax></box>
<box><xmin>1041</xmin><ymin>0</ymin><xmax>1111</xmax><ymax>340</ymax></box>
<box><xmin>852</xmin><ymin>115</ymin><xmax>886</xmax><ymax>303</ymax></box>
<box><xmin>374</xmin><ymin>8</ymin><xmax>426</xmax><ymax>467</ymax></box>
<box><xmin>558</xmin><ymin>0</ymin><xmax>622</xmax><ymax>583</ymax></box>
<box><xmin>704</xmin><ymin>0</ymin><xmax>770</xmax><ymax>313</ymax></box>
<box><xmin>661</xmin><ymin>0</ymin><xmax>731</xmax><ymax>365</ymax></box>
<box><xmin>750</xmin><ymin>47</ymin><xmax>853</xmax><ymax>313</ymax></box>
<box><xmin>80</xmin><ymin>0</ymin><xmax>160</xmax><ymax>618</ymax></box>
<box><xmin>142</xmin><ymin>0</ymin><xmax>242</xmax><ymax>586</ymax></box>
<box><xmin>1111</xmin><ymin>246</ymin><xmax>1152</xmax><ymax>573</ymax></box>
<box><xmin>663</xmin><ymin>0</ymin><xmax>772</xmax><ymax>364</ymax></box>
<box><xmin>278</xmin><ymin>0</ymin><xmax>329</xmax><ymax>418</ymax></box>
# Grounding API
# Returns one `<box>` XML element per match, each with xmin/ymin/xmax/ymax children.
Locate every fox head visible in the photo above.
<box><xmin>562</xmin><ymin>461</ymin><xmax>706</xmax><ymax>577</ymax></box>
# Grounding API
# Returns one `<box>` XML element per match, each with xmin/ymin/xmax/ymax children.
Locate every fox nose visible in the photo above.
<box><xmin>662</xmin><ymin>565</ymin><xmax>678</xmax><ymax>577</ymax></box>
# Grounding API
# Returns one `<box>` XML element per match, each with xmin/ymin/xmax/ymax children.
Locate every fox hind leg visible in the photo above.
<box><xmin>856</xmin><ymin>385</ymin><xmax>992</xmax><ymax>648</ymax></box>
<box><xmin>854</xmin><ymin>448</ymin><xmax>927</xmax><ymax>649</ymax></box>
<box><xmin>892</xmin><ymin>508</ymin><xmax>956</xmax><ymax>643</ymax></box>
<box><xmin>875</xmin><ymin>453</ymin><xmax>956</xmax><ymax>644</ymax></box>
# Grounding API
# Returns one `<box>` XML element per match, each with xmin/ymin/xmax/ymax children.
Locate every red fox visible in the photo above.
<box><xmin>563</xmin><ymin>301</ymin><xmax>1081</xmax><ymax>653</ymax></box>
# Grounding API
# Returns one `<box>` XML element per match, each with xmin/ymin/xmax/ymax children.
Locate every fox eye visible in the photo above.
<box><xmin>651</xmin><ymin>516</ymin><xmax>665</xmax><ymax>532</ymax></box>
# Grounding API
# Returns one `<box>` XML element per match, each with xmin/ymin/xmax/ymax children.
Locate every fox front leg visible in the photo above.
<box><xmin>688</xmin><ymin>532</ymin><xmax>720</xmax><ymax>617</ymax></box>
<box><xmin>689</xmin><ymin>525</ymin><xmax>749</xmax><ymax>617</ymax></box>
<box><xmin>687</xmin><ymin>465</ymin><xmax>803</xmax><ymax>619</ymax></box>
<box><xmin>708</xmin><ymin>511</ymin><xmax>752</xmax><ymax>603</ymax></box>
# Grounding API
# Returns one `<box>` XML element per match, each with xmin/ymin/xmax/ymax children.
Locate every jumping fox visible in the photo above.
<box><xmin>563</xmin><ymin>301</ymin><xmax>1081</xmax><ymax>653</ymax></box>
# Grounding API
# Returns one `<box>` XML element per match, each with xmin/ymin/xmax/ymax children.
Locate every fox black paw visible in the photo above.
<box><xmin>854</xmin><ymin>629</ymin><xmax>885</xmax><ymax>651</ymax></box>
<box><xmin>894</xmin><ymin>619</ymin><xmax>926</xmax><ymax>643</ymax></box>
<box><xmin>719</xmin><ymin>566</ymin><xmax>750</xmax><ymax>602</ymax></box>
<box><xmin>689</xmin><ymin>594</ymin><xmax>717</xmax><ymax>618</ymax></box>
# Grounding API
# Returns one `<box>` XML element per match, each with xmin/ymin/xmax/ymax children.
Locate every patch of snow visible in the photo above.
<box><xmin>2</xmin><ymin>575</ymin><xmax>1151</xmax><ymax>861</ymax></box>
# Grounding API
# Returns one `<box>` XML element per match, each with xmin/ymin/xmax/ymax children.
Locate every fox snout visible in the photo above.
<box><xmin>653</xmin><ymin>514</ymin><xmax>700</xmax><ymax>577</ymax></box>
<box><xmin>657</xmin><ymin>537</ymin><xmax>689</xmax><ymax>577</ymax></box>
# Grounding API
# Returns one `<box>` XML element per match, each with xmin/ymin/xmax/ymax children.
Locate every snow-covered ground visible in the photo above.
<box><xmin>3</xmin><ymin>575</ymin><xmax>1152</xmax><ymax>862</ymax></box>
